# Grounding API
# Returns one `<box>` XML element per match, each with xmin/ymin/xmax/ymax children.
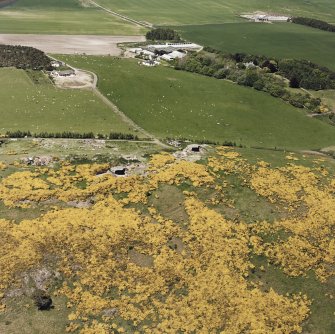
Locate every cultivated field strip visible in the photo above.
<box><xmin>0</xmin><ymin>34</ymin><xmax>145</xmax><ymax>55</ymax></box>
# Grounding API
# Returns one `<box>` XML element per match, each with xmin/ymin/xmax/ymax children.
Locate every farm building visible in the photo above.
<box><xmin>161</xmin><ymin>51</ymin><xmax>186</xmax><ymax>61</ymax></box>
<box><xmin>141</xmin><ymin>60</ymin><xmax>160</xmax><ymax>67</ymax></box>
<box><xmin>50</xmin><ymin>60</ymin><xmax>64</xmax><ymax>68</ymax></box>
<box><xmin>50</xmin><ymin>69</ymin><xmax>75</xmax><ymax>78</ymax></box>
<box><xmin>129</xmin><ymin>48</ymin><xmax>143</xmax><ymax>54</ymax></box>
<box><xmin>147</xmin><ymin>42</ymin><xmax>202</xmax><ymax>52</ymax></box>
<box><xmin>142</xmin><ymin>50</ymin><xmax>155</xmax><ymax>57</ymax></box>
<box><xmin>57</xmin><ymin>69</ymin><xmax>75</xmax><ymax>77</ymax></box>
<box><xmin>241</xmin><ymin>13</ymin><xmax>290</xmax><ymax>22</ymax></box>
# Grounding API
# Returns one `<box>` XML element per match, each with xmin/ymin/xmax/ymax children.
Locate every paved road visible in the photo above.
<box><xmin>88</xmin><ymin>0</ymin><xmax>153</xmax><ymax>28</ymax></box>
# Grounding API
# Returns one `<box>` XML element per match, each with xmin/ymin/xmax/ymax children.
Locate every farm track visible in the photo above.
<box><xmin>92</xmin><ymin>88</ymin><xmax>170</xmax><ymax>149</ymax></box>
<box><xmin>88</xmin><ymin>0</ymin><xmax>153</xmax><ymax>28</ymax></box>
<box><xmin>52</xmin><ymin>56</ymin><xmax>170</xmax><ymax>149</ymax></box>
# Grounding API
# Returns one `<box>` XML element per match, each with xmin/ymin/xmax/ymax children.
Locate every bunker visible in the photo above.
<box><xmin>191</xmin><ymin>146</ymin><xmax>201</xmax><ymax>152</ymax></box>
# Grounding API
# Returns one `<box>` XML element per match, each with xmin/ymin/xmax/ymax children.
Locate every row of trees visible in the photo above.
<box><xmin>0</xmin><ymin>45</ymin><xmax>51</xmax><ymax>70</ymax></box>
<box><xmin>175</xmin><ymin>50</ymin><xmax>325</xmax><ymax>112</ymax></box>
<box><xmin>146</xmin><ymin>28</ymin><xmax>181</xmax><ymax>41</ymax></box>
<box><xmin>206</xmin><ymin>49</ymin><xmax>335</xmax><ymax>90</ymax></box>
<box><xmin>292</xmin><ymin>17</ymin><xmax>335</xmax><ymax>32</ymax></box>
<box><xmin>5</xmin><ymin>131</ymin><xmax>139</xmax><ymax>140</ymax></box>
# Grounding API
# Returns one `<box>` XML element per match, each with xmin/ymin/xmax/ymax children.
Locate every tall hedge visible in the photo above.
<box><xmin>292</xmin><ymin>17</ymin><xmax>335</xmax><ymax>32</ymax></box>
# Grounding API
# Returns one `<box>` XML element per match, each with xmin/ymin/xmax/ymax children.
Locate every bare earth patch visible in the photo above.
<box><xmin>0</xmin><ymin>34</ymin><xmax>146</xmax><ymax>55</ymax></box>
<box><xmin>53</xmin><ymin>70</ymin><xmax>94</xmax><ymax>89</ymax></box>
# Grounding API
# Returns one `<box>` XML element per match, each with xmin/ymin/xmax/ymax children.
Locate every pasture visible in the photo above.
<box><xmin>95</xmin><ymin>0</ymin><xmax>335</xmax><ymax>25</ymax></box>
<box><xmin>59</xmin><ymin>56</ymin><xmax>335</xmax><ymax>150</ymax></box>
<box><xmin>0</xmin><ymin>0</ymin><xmax>145</xmax><ymax>35</ymax></box>
<box><xmin>177</xmin><ymin>22</ymin><xmax>335</xmax><ymax>70</ymax></box>
<box><xmin>0</xmin><ymin>68</ymin><xmax>136</xmax><ymax>135</ymax></box>
<box><xmin>312</xmin><ymin>90</ymin><xmax>335</xmax><ymax>111</ymax></box>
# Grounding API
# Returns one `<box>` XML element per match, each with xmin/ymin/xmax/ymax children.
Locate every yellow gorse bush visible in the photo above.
<box><xmin>0</xmin><ymin>147</ymin><xmax>333</xmax><ymax>332</ymax></box>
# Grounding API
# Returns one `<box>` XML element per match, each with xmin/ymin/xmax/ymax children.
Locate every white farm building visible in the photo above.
<box><xmin>161</xmin><ymin>51</ymin><xmax>186</xmax><ymax>61</ymax></box>
<box><xmin>241</xmin><ymin>13</ymin><xmax>291</xmax><ymax>22</ymax></box>
<box><xmin>147</xmin><ymin>42</ymin><xmax>202</xmax><ymax>52</ymax></box>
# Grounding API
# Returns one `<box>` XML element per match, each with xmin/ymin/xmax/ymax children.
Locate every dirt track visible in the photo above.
<box><xmin>0</xmin><ymin>34</ymin><xmax>145</xmax><ymax>55</ymax></box>
<box><xmin>88</xmin><ymin>0</ymin><xmax>153</xmax><ymax>28</ymax></box>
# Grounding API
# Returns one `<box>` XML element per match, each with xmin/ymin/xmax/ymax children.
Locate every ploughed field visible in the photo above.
<box><xmin>0</xmin><ymin>68</ymin><xmax>136</xmax><ymax>135</ymax></box>
<box><xmin>176</xmin><ymin>22</ymin><xmax>335</xmax><ymax>71</ymax></box>
<box><xmin>0</xmin><ymin>34</ymin><xmax>145</xmax><ymax>56</ymax></box>
<box><xmin>59</xmin><ymin>55</ymin><xmax>335</xmax><ymax>150</ymax></box>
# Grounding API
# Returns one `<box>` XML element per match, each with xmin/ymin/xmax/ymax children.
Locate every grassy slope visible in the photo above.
<box><xmin>95</xmin><ymin>0</ymin><xmax>335</xmax><ymax>25</ymax></box>
<box><xmin>0</xmin><ymin>145</ymin><xmax>334</xmax><ymax>333</ymax></box>
<box><xmin>312</xmin><ymin>90</ymin><xmax>335</xmax><ymax>111</ymax></box>
<box><xmin>58</xmin><ymin>56</ymin><xmax>335</xmax><ymax>150</ymax></box>
<box><xmin>0</xmin><ymin>68</ymin><xmax>136</xmax><ymax>135</ymax></box>
<box><xmin>176</xmin><ymin>22</ymin><xmax>335</xmax><ymax>71</ymax></box>
<box><xmin>0</xmin><ymin>0</ymin><xmax>145</xmax><ymax>35</ymax></box>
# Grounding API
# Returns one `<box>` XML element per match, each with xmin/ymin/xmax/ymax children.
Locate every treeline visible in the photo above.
<box><xmin>292</xmin><ymin>17</ymin><xmax>335</xmax><ymax>32</ymax></box>
<box><xmin>0</xmin><ymin>45</ymin><xmax>51</xmax><ymax>70</ymax></box>
<box><xmin>278</xmin><ymin>59</ymin><xmax>335</xmax><ymax>90</ymax></box>
<box><xmin>146</xmin><ymin>28</ymin><xmax>181</xmax><ymax>41</ymax></box>
<box><xmin>174</xmin><ymin>49</ymin><xmax>334</xmax><ymax>112</ymax></box>
<box><xmin>5</xmin><ymin>131</ymin><xmax>139</xmax><ymax>140</ymax></box>
<box><xmin>202</xmin><ymin>48</ymin><xmax>335</xmax><ymax>90</ymax></box>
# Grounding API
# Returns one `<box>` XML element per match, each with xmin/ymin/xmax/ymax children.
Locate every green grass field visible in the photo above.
<box><xmin>58</xmin><ymin>56</ymin><xmax>335</xmax><ymax>150</ymax></box>
<box><xmin>176</xmin><ymin>22</ymin><xmax>335</xmax><ymax>70</ymax></box>
<box><xmin>0</xmin><ymin>68</ymin><xmax>136</xmax><ymax>135</ymax></box>
<box><xmin>0</xmin><ymin>0</ymin><xmax>145</xmax><ymax>35</ymax></box>
<box><xmin>95</xmin><ymin>0</ymin><xmax>335</xmax><ymax>25</ymax></box>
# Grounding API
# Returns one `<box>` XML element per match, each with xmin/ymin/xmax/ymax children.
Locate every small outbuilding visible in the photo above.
<box><xmin>50</xmin><ymin>60</ymin><xmax>64</xmax><ymax>68</ymax></box>
<box><xmin>129</xmin><ymin>48</ymin><xmax>143</xmax><ymax>54</ymax></box>
<box><xmin>57</xmin><ymin>69</ymin><xmax>75</xmax><ymax>77</ymax></box>
<box><xmin>141</xmin><ymin>50</ymin><xmax>155</xmax><ymax>57</ymax></box>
